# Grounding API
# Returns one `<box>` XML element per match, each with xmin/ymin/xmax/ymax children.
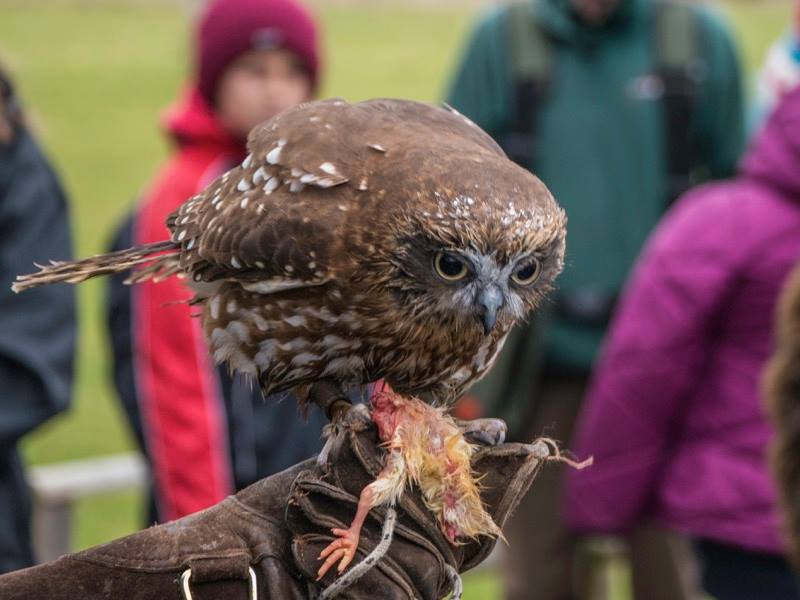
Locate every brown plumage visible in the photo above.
<box><xmin>764</xmin><ymin>261</ymin><xmax>800</xmax><ymax>566</ymax></box>
<box><xmin>13</xmin><ymin>97</ymin><xmax>565</xmax><ymax>407</ymax></box>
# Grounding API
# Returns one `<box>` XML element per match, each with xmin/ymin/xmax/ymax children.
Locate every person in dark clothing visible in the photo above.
<box><xmin>105</xmin><ymin>0</ymin><xmax>328</xmax><ymax>525</ymax></box>
<box><xmin>0</xmin><ymin>70</ymin><xmax>76</xmax><ymax>572</ymax></box>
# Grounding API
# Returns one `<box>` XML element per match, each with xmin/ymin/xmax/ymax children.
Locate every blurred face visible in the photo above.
<box><xmin>215</xmin><ymin>47</ymin><xmax>312</xmax><ymax>140</ymax></box>
<box><xmin>570</xmin><ymin>0</ymin><xmax>623</xmax><ymax>27</ymax></box>
<box><xmin>795</xmin><ymin>0</ymin><xmax>800</xmax><ymax>35</ymax></box>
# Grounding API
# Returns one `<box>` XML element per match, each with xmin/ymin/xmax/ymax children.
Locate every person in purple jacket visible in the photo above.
<box><xmin>564</xmin><ymin>85</ymin><xmax>800</xmax><ymax>599</ymax></box>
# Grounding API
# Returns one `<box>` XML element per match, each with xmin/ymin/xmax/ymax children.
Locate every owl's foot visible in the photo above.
<box><xmin>456</xmin><ymin>417</ymin><xmax>507</xmax><ymax>446</ymax></box>
<box><xmin>307</xmin><ymin>380</ymin><xmax>352</xmax><ymax>420</ymax></box>
<box><xmin>317</xmin><ymin>403</ymin><xmax>372</xmax><ymax>468</ymax></box>
<box><xmin>316</xmin><ymin>526</ymin><xmax>361</xmax><ymax>580</ymax></box>
<box><xmin>343</xmin><ymin>402</ymin><xmax>372</xmax><ymax>430</ymax></box>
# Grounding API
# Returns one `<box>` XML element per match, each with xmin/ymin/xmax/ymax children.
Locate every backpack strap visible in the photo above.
<box><xmin>501</xmin><ymin>1</ymin><xmax>551</xmax><ymax>167</ymax></box>
<box><xmin>654</xmin><ymin>1</ymin><xmax>707</xmax><ymax>205</ymax></box>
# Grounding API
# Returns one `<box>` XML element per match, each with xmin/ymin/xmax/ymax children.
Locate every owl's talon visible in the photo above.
<box><xmin>343</xmin><ymin>402</ymin><xmax>372</xmax><ymax>431</ymax></box>
<box><xmin>329</xmin><ymin>398</ymin><xmax>352</xmax><ymax>422</ymax></box>
<box><xmin>316</xmin><ymin>527</ymin><xmax>360</xmax><ymax>580</ymax></box>
<box><xmin>457</xmin><ymin>417</ymin><xmax>507</xmax><ymax>446</ymax></box>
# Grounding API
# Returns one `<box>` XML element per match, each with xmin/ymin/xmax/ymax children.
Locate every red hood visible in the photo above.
<box><xmin>160</xmin><ymin>86</ymin><xmax>244</xmax><ymax>156</ymax></box>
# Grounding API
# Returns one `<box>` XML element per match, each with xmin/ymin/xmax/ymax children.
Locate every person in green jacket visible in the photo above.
<box><xmin>445</xmin><ymin>0</ymin><xmax>745</xmax><ymax>597</ymax></box>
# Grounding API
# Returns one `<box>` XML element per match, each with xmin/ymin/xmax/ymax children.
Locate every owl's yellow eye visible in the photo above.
<box><xmin>434</xmin><ymin>251</ymin><xmax>468</xmax><ymax>281</ymax></box>
<box><xmin>511</xmin><ymin>259</ymin><xmax>541</xmax><ymax>285</ymax></box>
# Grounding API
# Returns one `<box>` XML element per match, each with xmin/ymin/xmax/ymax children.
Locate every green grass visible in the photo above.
<box><xmin>0</xmin><ymin>0</ymin><xmax>790</xmax><ymax>596</ymax></box>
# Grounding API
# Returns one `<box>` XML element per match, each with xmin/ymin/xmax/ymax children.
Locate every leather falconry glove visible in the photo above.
<box><xmin>0</xmin><ymin>417</ymin><xmax>551</xmax><ymax>600</ymax></box>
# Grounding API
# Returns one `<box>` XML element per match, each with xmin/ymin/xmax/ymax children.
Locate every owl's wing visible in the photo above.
<box><xmin>166</xmin><ymin>97</ymin><xmax>505</xmax><ymax>293</ymax></box>
<box><xmin>166</xmin><ymin>99</ymin><xmax>367</xmax><ymax>292</ymax></box>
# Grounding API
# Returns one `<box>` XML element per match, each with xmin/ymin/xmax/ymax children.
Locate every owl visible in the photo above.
<box><xmin>14</xmin><ymin>98</ymin><xmax>566</xmax><ymax>408</ymax></box>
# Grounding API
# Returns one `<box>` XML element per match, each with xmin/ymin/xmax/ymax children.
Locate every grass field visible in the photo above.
<box><xmin>0</xmin><ymin>0</ymin><xmax>791</xmax><ymax>597</ymax></box>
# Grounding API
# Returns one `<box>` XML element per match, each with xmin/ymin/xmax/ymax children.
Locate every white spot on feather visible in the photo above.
<box><xmin>323</xmin><ymin>335</ymin><xmax>361</xmax><ymax>351</ymax></box>
<box><xmin>227</xmin><ymin>320</ymin><xmax>249</xmax><ymax>343</ymax></box>
<box><xmin>322</xmin><ymin>356</ymin><xmax>365</xmax><ymax>378</ymax></box>
<box><xmin>291</xmin><ymin>352</ymin><xmax>320</xmax><ymax>367</ymax></box>
<box><xmin>319</xmin><ymin>162</ymin><xmax>338</xmax><ymax>175</ymax></box>
<box><xmin>316</xmin><ymin>178</ymin><xmax>341</xmax><ymax>188</ymax></box>
<box><xmin>241</xmin><ymin>278</ymin><xmax>324</xmax><ymax>294</ymax></box>
<box><xmin>209</xmin><ymin>296</ymin><xmax>220</xmax><ymax>320</ymax></box>
<box><xmin>266</xmin><ymin>145</ymin><xmax>282</xmax><ymax>165</ymax></box>
<box><xmin>284</xmin><ymin>315</ymin><xmax>307</xmax><ymax>328</ymax></box>
<box><xmin>252</xmin><ymin>166</ymin><xmax>267</xmax><ymax>184</ymax></box>
<box><xmin>279</xmin><ymin>338</ymin><xmax>310</xmax><ymax>352</ymax></box>
<box><xmin>250</xmin><ymin>313</ymin><xmax>270</xmax><ymax>331</ymax></box>
<box><xmin>264</xmin><ymin>176</ymin><xmax>279</xmax><ymax>193</ymax></box>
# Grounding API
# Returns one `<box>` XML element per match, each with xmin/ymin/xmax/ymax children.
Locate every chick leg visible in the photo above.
<box><xmin>316</xmin><ymin>484</ymin><xmax>375</xmax><ymax>580</ymax></box>
<box><xmin>317</xmin><ymin>448</ymin><xmax>406</xmax><ymax>579</ymax></box>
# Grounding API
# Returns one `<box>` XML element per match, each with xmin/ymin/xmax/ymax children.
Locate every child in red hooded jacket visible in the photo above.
<box><xmin>107</xmin><ymin>0</ymin><xmax>326</xmax><ymax>523</ymax></box>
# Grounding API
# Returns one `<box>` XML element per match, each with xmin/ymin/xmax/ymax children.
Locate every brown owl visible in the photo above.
<box><xmin>13</xmin><ymin>98</ymin><xmax>566</xmax><ymax>408</ymax></box>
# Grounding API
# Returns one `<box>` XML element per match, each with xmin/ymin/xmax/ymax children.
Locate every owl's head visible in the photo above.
<box><xmin>347</xmin><ymin>104</ymin><xmax>568</xmax><ymax>337</ymax></box>
<box><xmin>380</xmin><ymin>152</ymin><xmax>566</xmax><ymax>337</ymax></box>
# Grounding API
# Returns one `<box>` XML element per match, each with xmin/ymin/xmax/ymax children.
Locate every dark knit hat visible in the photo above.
<box><xmin>195</xmin><ymin>0</ymin><xmax>320</xmax><ymax>105</ymax></box>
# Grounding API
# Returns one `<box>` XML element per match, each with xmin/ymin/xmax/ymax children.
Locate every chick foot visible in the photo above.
<box><xmin>316</xmin><ymin>525</ymin><xmax>361</xmax><ymax>580</ymax></box>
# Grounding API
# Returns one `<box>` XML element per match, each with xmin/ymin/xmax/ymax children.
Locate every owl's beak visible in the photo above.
<box><xmin>476</xmin><ymin>285</ymin><xmax>503</xmax><ymax>334</ymax></box>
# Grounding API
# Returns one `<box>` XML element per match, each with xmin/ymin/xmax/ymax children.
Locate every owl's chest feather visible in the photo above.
<box><xmin>383</xmin><ymin>327</ymin><xmax>508</xmax><ymax>400</ymax></box>
<box><xmin>203</xmin><ymin>285</ymin><xmax>509</xmax><ymax>400</ymax></box>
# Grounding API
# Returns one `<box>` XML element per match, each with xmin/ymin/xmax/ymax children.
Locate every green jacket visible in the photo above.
<box><xmin>446</xmin><ymin>0</ymin><xmax>744</xmax><ymax>378</ymax></box>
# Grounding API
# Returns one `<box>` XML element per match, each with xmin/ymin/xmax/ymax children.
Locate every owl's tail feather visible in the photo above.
<box><xmin>765</xmin><ymin>262</ymin><xmax>800</xmax><ymax>566</ymax></box>
<box><xmin>11</xmin><ymin>240</ymin><xmax>180</xmax><ymax>293</ymax></box>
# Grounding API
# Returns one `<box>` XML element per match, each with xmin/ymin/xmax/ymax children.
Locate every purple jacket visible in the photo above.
<box><xmin>564</xmin><ymin>87</ymin><xmax>800</xmax><ymax>554</ymax></box>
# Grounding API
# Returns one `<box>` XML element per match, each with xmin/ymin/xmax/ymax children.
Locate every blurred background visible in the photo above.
<box><xmin>0</xmin><ymin>0</ymin><xmax>793</xmax><ymax>597</ymax></box>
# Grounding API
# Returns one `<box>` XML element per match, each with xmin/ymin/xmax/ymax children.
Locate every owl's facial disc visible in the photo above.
<box><xmin>429</xmin><ymin>249</ymin><xmax>541</xmax><ymax>334</ymax></box>
<box><xmin>397</xmin><ymin>236</ymin><xmax>549</xmax><ymax>333</ymax></box>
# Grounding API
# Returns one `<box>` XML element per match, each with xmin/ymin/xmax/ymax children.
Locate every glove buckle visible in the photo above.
<box><xmin>180</xmin><ymin>566</ymin><xmax>258</xmax><ymax>600</ymax></box>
